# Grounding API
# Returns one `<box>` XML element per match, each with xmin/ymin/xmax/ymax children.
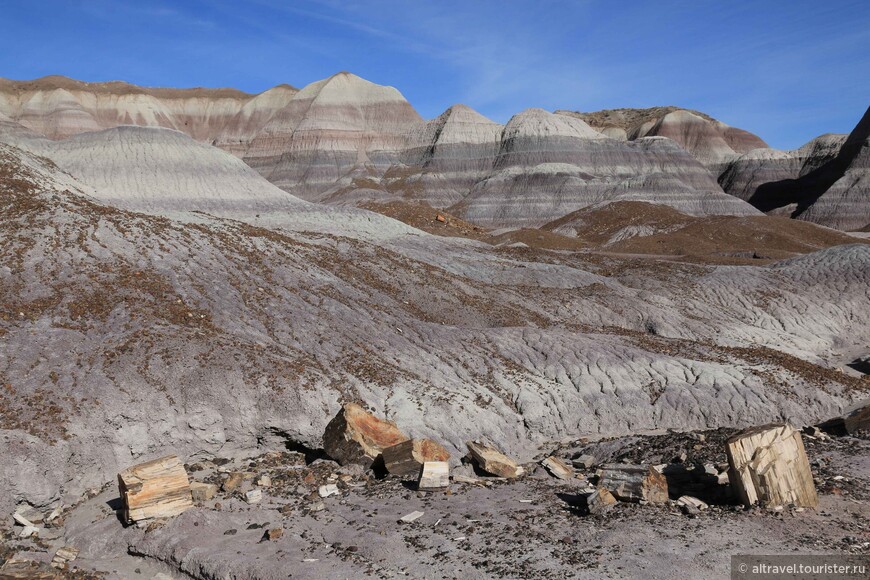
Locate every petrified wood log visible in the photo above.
<box><xmin>586</xmin><ymin>487</ymin><xmax>617</xmax><ymax>514</ymax></box>
<box><xmin>323</xmin><ymin>403</ymin><xmax>409</xmax><ymax>467</ymax></box>
<box><xmin>596</xmin><ymin>464</ymin><xmax>669</xmax><ymax>503</ymax></box>
<box><xmin>726</xmin><ymin>423</ymin><xmax>818</xmax><ymax>508</ymax></box>
<box><xmin>117</xmin><ymin>455</ymin><xmax>193</xmax><ymax>524</ymax></box>
<box><xmin>541</xmin><ymin>456</ymin><xmax>573</xmax><ymax>480</ymax></box>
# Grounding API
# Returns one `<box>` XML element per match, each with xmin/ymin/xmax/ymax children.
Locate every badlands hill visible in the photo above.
<box><xmin>4</xmin><ymin>73</ymin><xmax>865</xmax><ymax>232</ymax></box>
<box><xmin>0</xmin><ymin>74</ymin><xmax>765</xmax><ymax>228</ymax></box>
<box><xmin>0</xmin><ymin>75</ymin><xmax>296</xmax><ymax>142</ymax></box>
<box><xmin>718</xmin><ymin>133</ymin><xmax>847</xmax><ymax>201</ymax></box>
<box><xmin>36</xmin><ymin>126</ymin><xmax>306</xmax><ymax>216</ymax></box>
<box><xmin>559</xmin><ymin>106</ymin><xmax>769</xmax><ymax>168</ymax></box>
<box><xmin>721</xmin><ymin>106</ymin><xmax>870</xmax><ymax>231</ymax></box>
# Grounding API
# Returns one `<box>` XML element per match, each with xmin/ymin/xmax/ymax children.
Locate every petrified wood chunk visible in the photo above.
<box><xmin>466</xmin><ymin>441</ymin><xmax>524</xmax><ymax>478</ymax></box>
<box><xmin>820</xmin><ymin>398</ymin><xmax>870</xmax><ymax>435</ymax></box>
<box><xmin>596</xmin><ymin>464</ymin><xmax>669</xmax><ymax>503</ymax></box>
<box><xmin>190</xmin><ymin>481</ymin><xmax>218</xmax><ymax>502</ymax></box>
<box><xmin>586</xmin><ymin>487</ymin><xmax>617</xmax><ymax>514</ymax></box>
<box><xmin>323</xmin><ymin>403</ymin><xmax>409</xmax><ymax>467</ymax></box>
<box><xmin>541</xmin><ymin>456</ymin><xmax>573</xmax><ymax>480</ymax></box>
<box><xmin>418</xmin><ymin>461</ymin><xmax>450</xmax><ymax>490</ymax></box>
<box><xmin>726</xmin><ymin>423</ymin><xmax>818</xmax><ymax>508</ymax></box>
<box><xmin>117</xmin><ymin>455</ymin><xmax>193</xmax><ymax>524</ymax></box>
<box><xmin>383</xmin><ymin>438</ymin><xmax>450</xmax><ymax>477</ymax></box>
<box><xmin>50</xmin><ymin>546</ymin><xmax>78</xmax><ymax>570</ymax></box>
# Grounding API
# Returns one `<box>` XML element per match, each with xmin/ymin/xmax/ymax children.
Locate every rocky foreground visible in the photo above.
<box><xmin>2</xmin><ymin>419</ymin><xmax>868</xmax><ymax>579</ymax></box>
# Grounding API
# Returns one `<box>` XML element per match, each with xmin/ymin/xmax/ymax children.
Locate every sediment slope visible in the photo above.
<box><xmin>2</xmin><ymin>142</ymin><xmax>869</xmax><ymax>515</ymax></box>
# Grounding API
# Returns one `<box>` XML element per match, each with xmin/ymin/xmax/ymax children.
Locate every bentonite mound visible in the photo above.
<box><xmin>720</xmin><ymin>106</ymin><xmax>870</xmax><ymax>231</ymax></box>
<box><xmin>718</xmin><ymin>134</ymin><xmax>848</xmax><ymax>201</ymax></box>
<box><xmin>450</xmin><ymin>109</ymin><xmax>758</xmax><ymax>227</ymax></box>
<box><xmin>0</xmin><ymin>75</ymin><xmax>271</xmax><ymax>141</ymax></box>
<box><xmin>2</xmin><ymin>140</ymin><xmax>870</xmax><ymax>519</ymax></box>
<box><xmin>559</xmin><ymin>107</ymin><xmax>768</xmax><ymax>169</ymax></box>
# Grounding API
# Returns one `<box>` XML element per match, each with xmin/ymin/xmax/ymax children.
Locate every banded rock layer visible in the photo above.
<box><xmin>719</xmin><ymin>134</ymin><xmax>847</xmax><ymax>201</ymax></box>
<box><xmin>0</xmin><ymin>74</ymin><xmax>764</xmax><ymax>228</ymax></box>
<box><xmin>242</xmin><ymin>72</ymin><xmax>423</xmax><ymax>200</ymax></box>
<box><xmin>452</xmin><ymin>109</ymin><xmax>758</xmax><ymax>227</ymax></box>
<box><xmin>0</xmin><ymin>75</ymin><xmax>292</xmax><ymax>142</ymax></box>
<box><xmin>721</xmin><ymin>106</ymin><xmax>870</xmax><ymax>231</ymax></box>
<box><xmin>559</xmin><ymin>107</ymin><xmax>768</xmax><ymax>169</ymax></box>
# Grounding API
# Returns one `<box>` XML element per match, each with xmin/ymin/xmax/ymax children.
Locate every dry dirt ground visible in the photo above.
<box><xmin>3</xmin><ymin>429</ymin><xmax>868</xmax><ymax>579</ymax></box>
<box><xmin>363</xmin><ymin>199</ymin><xmax>870</xmax><ymax>264</ymax></box>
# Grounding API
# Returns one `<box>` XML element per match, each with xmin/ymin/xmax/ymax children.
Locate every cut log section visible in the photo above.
<box><xmin>596</xmin><ymin>464</ymin><xmax>669</xmax><ymax>503</ymax></box>
<box><xmin>383</xmin><ymin>438</ymin><xmax>450</xmax><ymax>477</ymax></box>
<box><xmin>726</xmin><ymin>423</ymin><xmax>818</xmax><ymax>508</ymax></box>
<box><xmin>418</xmin><ymin>461</ymin><xmax>450</xmax><ymax>490</ymax></box>
<box><xmin>466</xmin><ymin>441</ymin><xmax>524</xmax><ymax>478</ymax></box>
<box><xmin>322</xmin><ymin>403</ymin><xmax>409</xmax><ymax>467</ymax></box>
<box><xmin>117</xmin><ymin>455</ymin><xmax>193</xmax><ymax>524</ymax></box>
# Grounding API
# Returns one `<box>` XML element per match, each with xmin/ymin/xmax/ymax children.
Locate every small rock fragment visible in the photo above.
<box><xmin>319</xmin><ymin>484</ymin><xmax>339</xmax><ymax>498</ymax></box>
<box><xmin>400</xmin><ymin>511</ymin><xmax>424</xmax><ymax>523</ymax></box>
<box><xmin>222</xmin><ymin>472</ymin><xmax>245</xmax><ymax>493</ymax></box>
<box><xmin>245</xmin><ymin>489</ymin><xmax>262</xmax><ymax>504</ymax></box>
<box><xmin>50</xmin><ymin>546</ymin><xmax>79</xmax><ymax>569</ymax></box>
<box><xmin>12</xmin><ymin>513</ymin><xmax>35</xmax><ymax>528</ymax></box>
<box><xmin>190</xmin><ymin>481</ymin><xmax>218</xmax><ymax>502</ymax></box>
<box><xmin>452</xmin><ymin>474</ymin><xmax>485</xmax><ymax>486</ymax></box>
<box><xmin>14</xmin><ymin>506</ymin><xmax>43</xmax><ymax>524</ymax></box>
<box><xmin>19</xmin><ymin>525</ymin><xmax>39</xmax><ymax>538</ymax></box>
<box><xmin>676</xmin><ymin>495</ymin><xmax>708</xmax><ymax>513</ymax></box>
<box><xmin>45</xmin><ymin>506</ymin><xmax>62</xmax><ymax>523</ymax></box>
<box><xmin>257</xmin><ymin>475</ymin><xmax>272</xmax><ymax>487</ymax></box>
<box><xmin>261</xmin><ymin>528</ymin><xmax>283</xmax><ymax>542</ymax></box>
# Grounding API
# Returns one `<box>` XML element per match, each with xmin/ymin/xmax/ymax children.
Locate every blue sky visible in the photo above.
<box><xmin>2</xmin><ymin>0</ymin><xmax>868</xmax><ymax>149</ymax></box>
